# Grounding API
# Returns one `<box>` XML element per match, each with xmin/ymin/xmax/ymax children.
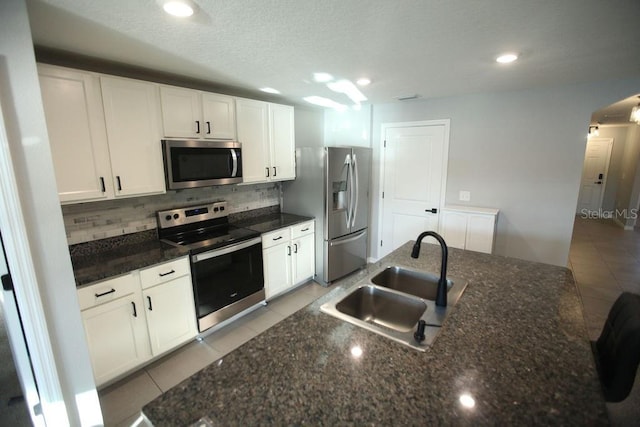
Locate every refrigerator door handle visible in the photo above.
<box><xmin>329</xmin><ymin>229</ymin><xmax>367</xmax><ymax>247</ymax></box>
<box><xmin>344</xmin><ymin>154</ymin><xmax>352</xmax><ymax>228</ymax></box>
<box><xmin>351</xmin><ymin>153</ymin><xmax>359</xmax><ymax>229</ymax></box>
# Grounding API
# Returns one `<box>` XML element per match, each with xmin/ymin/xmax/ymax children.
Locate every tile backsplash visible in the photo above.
<box><xmin>62</xmin><ymin>183</ymin><xmax>281</xmax><ymax>245</ymax></box>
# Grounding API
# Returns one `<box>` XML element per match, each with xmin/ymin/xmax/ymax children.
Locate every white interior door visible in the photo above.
<box><xmin>576</xmin><ymin>138</ymin><xmax>613</xmax><ymax>215</ymax></box>
<box><xmin>380</xmin><ymin>122</ymin><xmax>449</xmax><ymax>258</ymax></box>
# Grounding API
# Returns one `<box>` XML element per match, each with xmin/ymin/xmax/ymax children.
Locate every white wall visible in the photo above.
<box><xmin>324</xmin><ymin>105</ymin><xmax>372</xmax><ymax>148</ymax></box>
<box><xmin>370</xmin><ymin>78</ymin><xmax>640</xmax><ymax>266</ymax></box>
<box><xmin>616</xmin><ymin>125</ymin><xmax>640</xmax><ymax>227</ymax></box>
<box><xmin>598</xmin><ymin>125</ymin><xmax>632</xmax><ymax>211</ymax></box>
<box><xmin>0</xmin><ymin>0</ymin><xmax>100</xmax><ymax>425</ymax></box>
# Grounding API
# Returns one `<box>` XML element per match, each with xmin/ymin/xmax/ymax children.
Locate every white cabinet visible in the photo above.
<box><xmin>262</xmin><ymin>221</ymin><xmax>315</xmax><ymax>300</ymax></box>
<box><xmin>78</xmin><ymin>256</ymin><xmax>197</xmax><ymax>386</ymax></box>
<box><xmin>439</xmin><ymin>206</ymin><xmax>499</xmax><ymax>254</ymax></box>
<box><xmin>78</xmin><ymin>274</ymin><xmax>150</xmax><ymax>386</ymax></box>
<box><xmin>160</xmin><ymin>85</ymin><xmax>236</xmax><ymax>140</ymax></box>
<box><xmin>139</xmin><ymin>258</ymin><xmax>198</xmax><ymax>356</ymax></box>
<box><xmin>38</xmin><ymin>64</ymin><xmax>114</xmax><ymax>203</ymax></box>
<box><xmin>236</xmin><ymin>98</ymin><xmax>295</xmax><ymax>184</ymax></box>
<box><xmin>100</xmin><ymin>76</ymin><xmax>166</xmax><ymax>197</ymax></box>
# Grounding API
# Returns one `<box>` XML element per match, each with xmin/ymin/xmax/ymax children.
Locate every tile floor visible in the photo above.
<box><xmin>568</xmin><ymin>216</ymin><xmax>640</xmax><ymax>426</ymax></box>
<box><xmin>98</xmin><ymin>281</ymin><xmax>331</xmax><ymax>426</ymax></box>
<box><xmin>100</xmin><ymin>218</ymin><xmax>640</xmax><ymax>426</ymax></box>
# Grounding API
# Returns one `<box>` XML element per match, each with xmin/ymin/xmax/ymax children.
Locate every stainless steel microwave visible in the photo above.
<box><xmin>162</xmin><ymin>139</ymin><xmax>243</xmax><ymax>190</ymax></box>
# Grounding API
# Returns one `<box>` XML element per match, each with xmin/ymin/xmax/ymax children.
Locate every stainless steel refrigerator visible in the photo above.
<box><xmin>283</xmin><ymin>146</ymin><xmax>370</xmax><ymax>284</ymax></box>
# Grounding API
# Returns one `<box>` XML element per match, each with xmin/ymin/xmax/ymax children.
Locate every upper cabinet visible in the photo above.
<box><xmin>39</xmin><ymin>65</ymin><xmax>166</xmax><ymax>203</ymax></box>
<box><xmin>100</xmin><ymin>76</ymin><xmax>166</xmax><ymax>198</ymax></box>
<box><xmin>38</xmin><ymin>64</ymin><xmax>114</xmax><ymax>203</ymax></box>
<box><xmin>160</xmin><ymin>85</ymin><xmax>236</xmax><ymax>140</ymax></box>
<box><xmin>237</xmin><ymin>98</ymin><xmax>295</xmax><ymax>184</ymax></box>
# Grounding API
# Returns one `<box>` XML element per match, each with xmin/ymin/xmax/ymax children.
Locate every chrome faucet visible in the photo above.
<box><xmin>411</xmin><ymin>231</ymin><xmax>448</xmax><ymax>307</ymax></box>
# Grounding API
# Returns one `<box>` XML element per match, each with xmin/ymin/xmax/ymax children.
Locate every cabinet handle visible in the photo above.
<box><xmin>95</xmin><ymin>288</ymin><xmax>115</xmax><ymax>298</ymax></box>
<box><xmin>273</xmin><ymin>167</ymin><xmax>277</xmax><ymax>177</ymax></box>
<box><xmin>196</xmin><ymin>120</ymin><xmax>201</xmax><ymax>134</ymax></box>
<box><xmin>294</xmin><ymin>243</ymin><xmax>298</xmax><ymax>253</ymax></box>
<box><xmin>266</xmin><ymin>167</ymin><xmax>270</xmax><ymax>177</ymax></box>
<box><xmin>132</xmin><ymin>301</ymin><xmax>137</xmax><ymax>318</ymax></box>
<box><xmin>206</xmin><ymin>121</ymin><xmax>211</xmax><ymax>134</ymax></box>
<box><xmin>301</xmin><ymin>227</ymin><xmax>309</xmax><ymax>232</ymax></box>
<box><xmin>273</xmin><ymin>236</ymin><xmax>283</xmax><ymax>241</ymax></box>
<box><xmin>147</xmin><ymin>296</ymin><xmax>153</xmax><ymax>311</ymax></box>
<box><xmin>99</xmin><ymin>177</ymin><xmax>106</xmax><ymax>193</ymax></box>
<box><xmin>158</xmin><ymin>269</ymin><xmax>175</xmax><ymax>277</ymax></box>
<box><xmin>116</xmin><ymin>176</ymin><xmax>122</xmax><ymax>191</ymax></box>
<box><xmin>287</xmin><ymin>246</ymin><xmax>291</xmax><ymax>256</ymax></box>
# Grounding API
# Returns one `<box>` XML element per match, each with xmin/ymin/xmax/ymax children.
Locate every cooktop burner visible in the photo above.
<box><xmin>157</xmin><ymin>201</ymin><xmax>260</xmax><ymax>252</ymax></box>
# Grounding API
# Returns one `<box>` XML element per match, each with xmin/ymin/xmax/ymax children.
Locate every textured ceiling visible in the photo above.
<box><xmin>26</xmin><ymin>0</ymin><xmax>640</xmax><ymax>120</ymax></box>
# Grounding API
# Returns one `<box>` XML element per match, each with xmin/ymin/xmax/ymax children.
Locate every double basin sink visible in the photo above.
<box><xmin>320</xmin><ymin>265</ymin><xmax>467</xmax><ymax>351</ymax></box>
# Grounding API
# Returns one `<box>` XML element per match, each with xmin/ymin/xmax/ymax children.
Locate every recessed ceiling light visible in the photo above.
<box><xmin>303</xmin><ymin>96</ymin><xmax>347</xmax><ymax>112</ymax></box>
<box><xmin>259</xmin><ymin>87</ymin><xmax>280</xmax><ymax>94</ymax></box>
<box><xmin>313</xmin><ymin>72</ymin><xmax>334</xmax><ymax>83</ymax></box>
<box><xmin>496</xmin><ymin>53</ymin><xmax>518</xmax><ymax>64</ymax></box>
<box><xmin>356</xmin><ymin>78</ymin><xmax>371</xmax><ymax>86</ymax></box>
<box><xmin>161</xmin><ymin>0</ymin><xmax>194</xmax><ymax>17</ymax></box>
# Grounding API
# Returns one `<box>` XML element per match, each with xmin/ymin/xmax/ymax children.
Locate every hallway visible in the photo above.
<box><xmin>569</xmin><ymin>216</ymin><xmax>640</xmax><ymax>426</ymax></box>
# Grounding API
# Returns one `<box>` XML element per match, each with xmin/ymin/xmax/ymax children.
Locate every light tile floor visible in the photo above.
<box><xmin>568</xmin><ymin>216</ymin><xmax>640</xmax><ymax>426</ymax></box>
<box><xmin>99</xmin><ymin>219</ymin><xmax>640</xmax><ymax>426</ymax></box>
<box><xmin>98</xmin><ymin>281</ymin><xmax>331</xmax><ymax>426</ymax></box>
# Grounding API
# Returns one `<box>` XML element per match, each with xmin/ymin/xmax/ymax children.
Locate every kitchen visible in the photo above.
<box><xmin>1</xmin><ymin>0</ymin><xmax>640</xmax><ymax>425</ymax></box>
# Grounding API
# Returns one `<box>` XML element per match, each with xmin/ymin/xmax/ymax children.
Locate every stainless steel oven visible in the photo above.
<box><xmin>157</xmin><ymin>202</ymin><xmax>264</xmax><ymax>332</ymax></box>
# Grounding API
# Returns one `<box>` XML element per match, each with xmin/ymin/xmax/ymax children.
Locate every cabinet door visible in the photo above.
<box><xmin>236</xmin><ymin>98</ymin><xmax>269</xmax><ymax>183</ymax></box>
<box><xmin>81</xmin><ymin>294</ymin><xmax>150</xmax><ymax>386</ymax></box>
<box><xmin>143</xmin><ymin>276</ymin><xmax>197</xmax><ymax>355</ymax></box>
<box><xmin>269</xmin><ymin>103</ymin><xmax>296</xmax><ymax>181</ymax></box>
<box><xmin>202</xmin><ymin>92</ymin><xmax>236</xmax><ymax>140</ymax></box>
<box><xmin>263</xmin><ymin>242</ymin><xmax>292</xmax><ymax>299</ymax></box>
<box><xmin>465</xmin><ymin>214</ymin><xmax>496</xmax><ymax>254</ymax></box>
<box><xmin>101</xmin><ymin>76</ymin><xmax>166</xmax><ymax>197</ymax></box>
<box><xmin>440</xmin><ymin>211</ymin><xmax>467</xmax><ymax>250</ymax></box>
<box><xmin>38</xmin><ymin>65</ymin><xmax>113</xmax><ymax>203</ymax></box>
<box><xmin>292</xmin><ymin>233</ymin><xmax>315</xmax><ymax>285</ymax></box>
<box><xmin>159</xmin><ymin>86</ymin><xmax>201</xmax><ymax>138</ymax></box>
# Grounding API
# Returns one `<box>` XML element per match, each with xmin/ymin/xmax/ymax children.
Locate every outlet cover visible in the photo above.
<box><xmin>459</xmin><ymin>190</ymin><xmax>471</xmax><ymax>202</ymax></box>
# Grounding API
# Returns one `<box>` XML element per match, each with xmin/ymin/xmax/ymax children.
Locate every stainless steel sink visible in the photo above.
<box><xmin>335</xmin><ymin>285</ymin><xmax>426</xmax><ymax>332</ymax></box>
<box><xmin>320</xmin><ymin>265</ymin><xmax>468</xmax><ymax>351</ymax></box>
<box><xmin>371</xmin><ymin>266</ymin><xmax>452</xmax><ymax>300</ymax></box>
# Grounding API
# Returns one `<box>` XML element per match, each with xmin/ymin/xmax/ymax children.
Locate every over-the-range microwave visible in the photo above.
<box><xmin>162</xmin><ymin>139</ymin><xmax>243</xmax><ymax>190</ymax></box>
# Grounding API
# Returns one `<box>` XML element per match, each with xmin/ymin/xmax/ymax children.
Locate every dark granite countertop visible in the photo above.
<box><xmin>233</xmin><ymin>212</ymin><xmax>314</xmax><ymax>234</ymax></box>
<box><xmin>143</xmin><ymin>241</ymin><xmax>607</xmax><ymax>426</ymax></box>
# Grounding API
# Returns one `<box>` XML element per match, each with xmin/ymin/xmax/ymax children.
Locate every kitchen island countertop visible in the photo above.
<box><xmin>142</xmin><ymin>241</ymin><xmax>608</xmax><ymax>425</ymax></box>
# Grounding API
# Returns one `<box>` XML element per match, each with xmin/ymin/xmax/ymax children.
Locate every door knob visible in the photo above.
<box><xmin>594</xmin><ymin>181</ymin><xmax>603</xmax><ymax>184</ymax></box>
<box><xmin>425</xmin><ymin>208</ymin><xmax>438</xmax><ymax>214</ymax></box>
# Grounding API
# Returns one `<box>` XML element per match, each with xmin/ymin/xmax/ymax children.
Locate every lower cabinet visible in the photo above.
<box><xmin>262</xmin><ymin>220</ymin><xmax>315</xmax><ymax>300</ymax></box>
<box><xmin>439</xmin><ymin>206</ymin><xmax>499</xmax><ymax>254</ymax></box>
<box><xmin>78</xmin><ymin>256</ymin><xmax>197</xmax><ymax>386</ymax></box>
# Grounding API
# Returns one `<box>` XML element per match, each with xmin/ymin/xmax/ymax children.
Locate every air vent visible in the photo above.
<box><xmin>394</xmin><ymin>94</ymin><xmax>420</xmax><ymax>101</ymax></box>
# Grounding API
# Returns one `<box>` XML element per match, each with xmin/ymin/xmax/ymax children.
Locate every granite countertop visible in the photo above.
<box><xmin>233</xmin><ymin>212</ymin><xmax>313</xmax><ymax>234</ymax></box>
<box><xmin>142</xmin><ymin>242</ymin><xmax>607</xmax><ymax>425</ymax></box>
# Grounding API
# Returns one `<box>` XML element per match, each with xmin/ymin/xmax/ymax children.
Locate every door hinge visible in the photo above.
<box><xmin>380</xmin><ymin>240</ymin><xmax>383</xmax><ymax>247</ymax></box>
<box><xmin>1</xmin><ymin>273</ymin><xmax>13</xmax><ymax>291</ymax></box>
<box><xmin>384</xmin><ymin>140</ymin><xmax>386</xmax><ymax>148</ymax></box>
<box><xmin>382</xmin><ymin>191</ymin><xmax>385</xmax><ymax>199</ymax></box>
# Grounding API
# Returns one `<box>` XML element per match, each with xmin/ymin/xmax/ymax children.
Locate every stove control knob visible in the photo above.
<box><xmin>173</xmin><ymin>214</ymin><xmax>180</xmax><ymax>220</ymax></box>
<box><xmin>213</xmin><ymin>207</ymin><xmax>219</xmax><ymax>212</ymax></box>
<box><xmin>220</xmin><ymin>206</ymin><xmax>225</xmax><ymax>211</ymax></box>
<box><xmin>165</xmin><ymin>215</ymin><xmax>172</xmax><ymax>221</ymax></box>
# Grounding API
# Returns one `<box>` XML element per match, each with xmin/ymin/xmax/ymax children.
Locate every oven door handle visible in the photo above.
<box><xmin>192</xmin><ymin>237</ymin><xmax>261</xmax><ymax>263</ymax></box>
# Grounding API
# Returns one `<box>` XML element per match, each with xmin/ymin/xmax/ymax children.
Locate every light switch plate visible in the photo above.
<box><xmin>459</xmin><ymin>190</ymin><xmax>471</xmax><ymax>201</ymax></box>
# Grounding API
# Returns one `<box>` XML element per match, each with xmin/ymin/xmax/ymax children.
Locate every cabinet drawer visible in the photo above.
<box><xmin>140</xmin><ymin>256</ymin><xmax>190</xmax><ymax>289</ymax></box>
<box><xmin>78</xmin><ymin>274</ymin><xmax>138</xmax><ymax>311</ymax></box>
<box><xmin>291</xmin><ymin>221</ymin><xmax>314</xmax><ymax>239</ymax></box>
<box><xmin>262</xmin><ymin>228</ymin><xmax>291</xmax><ymax>249</ymax></box>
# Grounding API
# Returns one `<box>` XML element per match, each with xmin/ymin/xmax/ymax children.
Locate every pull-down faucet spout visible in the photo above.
<box><xmin>411</xmin><ymin>231</ymin><xmax>448</xmax><ymax>307</ymax></box>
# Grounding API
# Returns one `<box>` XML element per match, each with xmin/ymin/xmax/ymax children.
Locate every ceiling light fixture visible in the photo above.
<box><xmin>313</xmin><ymin>72</ymin><xmax>334</xmax><ymax>83</ymax></box>
<box><xmin>259</xmin><ymin>87</ymin><xmax>281</xmax><ymax>94</ymax></box>
<box><xmin>630</xmin><ymin>97</ymin><xmax>640</xmax><ymax>124</ymax></box>
<box><xmin>356</xmin><ymin>78</ymin><xmax>371</xmax><ymax>86</ymax></box>
<box><xmin>327</xmin><ymin>79</ymin><xmax>367</xmax><ymax>105</ymax></box>
<box><xmin>160</xmin><ymin>0</ymin><xmax>194</xmax><ymax>17</ymax></box>
<box><xmin>496</xmin><ymin>53</ymin><xmax>518</xmax><ymax>64</ymax></box>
